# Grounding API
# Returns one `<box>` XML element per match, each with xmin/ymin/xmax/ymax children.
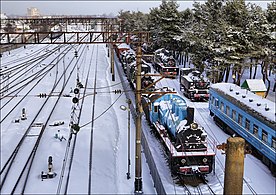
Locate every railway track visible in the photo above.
<box><xmin>0</xmin><ymin>46</ymin><xmax>74</xmax><ymax>123</ymax></box>
<box><xmin>56</xmin><ymin>44</ymin><xmax>96</xmax><ymax>195</ymax></box>
<box><xmin>0</xmin><ymin>34</ymin><xmax>77</xmax><ymax>97</ymax></box>
<box><xmin>87</xmin><ymin>45</ymin><xmax>98</xmax><ymax>194</ymax></box>
<box><xmin>0</xmin><ymin>42</ymin><xmax>86</xmax><ymax>194</ymax></box>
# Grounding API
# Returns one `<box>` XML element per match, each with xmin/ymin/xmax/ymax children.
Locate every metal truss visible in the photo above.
<box><xmin>0</xmin><ymin>31</ymin><xmax>149</xmax><ymax>45</ymax></box>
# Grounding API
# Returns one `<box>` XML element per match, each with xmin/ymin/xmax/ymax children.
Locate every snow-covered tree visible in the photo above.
<box><xmin>148</xmin><ymin>0</ymin><xmax>182</xmax><ymax>51</ymax></box>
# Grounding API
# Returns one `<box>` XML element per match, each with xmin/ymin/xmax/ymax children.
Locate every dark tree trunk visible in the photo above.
<box><xmin>253</xmin><ymin>62</ymin><xmax>258</xmax><ymax>79</ymax></box>
<box><xmin>236</xmin><ymin>65</ymin><xmax>244</xmax><ymax>86</ymax></box>
<box><xmin>263</xmin><ymin>59</ymin><xmax>270</xmax><ymax>98</ymax></box>
<box><xmin>269</xmin><ymin>64</ymin><xmax>272</xmax><ymax>76</ymax></box>
<box><xmin>261</xmin><ymin>61</ymin><xmax>266</xmax><ymax>83</ymax></box>
<box><xmin>225</xmin><ymin>66</ymin><xmax>230</xmax><ymax>83</ymax></box>
<box><xmin>249</xmin><ymin>59</ymin><xmax>253</xmax><ymax>79</ymax></box>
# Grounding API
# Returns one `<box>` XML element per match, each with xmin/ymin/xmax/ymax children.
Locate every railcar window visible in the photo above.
<box><xmin>253</xmin><ymin>124</ymin><xmax>259</xmax><ymax>137</ymax></box>
<box><xmin>272</xmin><ymin>137</ymin><xmax>276</xmax><ymax>150</ymax></box>
<box><xmin>226</xmin><ymin>106</ymin><xmax>230</xmax><ymax>116</ymax></box>
<box><xmin>232</xmin><ymin>110</ymin><xmax>236</xmax><ymax>121</ymax></box>
<box><xmin>154</xmin><ymin>105</ymin><xmax>158</xmax><ymax>113</ymax></box>
<box><xmin>262</xmin><ymin>130</ymin><xmax>268</xmax><ymax>143</ymax></box>
<box><xmin>238</xmin><ymin>114</ymin><xmax>242</xmax><ymax>125</ymax></box>
<box><xmin>212</xmin><ymin>96</ymin><xmax>215</xmax><ymax>105</ymax></box>
<box><xmin>245</xmin><ymin>118</ymin><xmax>250</xmax><ymax>131</ymax></box>
<box><xmin>215</xmin><ymin>98</ymin><xmax>219</xmax><ymax>107</ymax></box>
<box><xmin>220</xmin><ymin>102</ymin><xmax>224</xmax><ymax>112</ymax></box>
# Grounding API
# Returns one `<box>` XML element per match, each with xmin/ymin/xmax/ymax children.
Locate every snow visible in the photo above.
<box><xmin>211</xmin><ymin>82</ymin><xmax>275</xmax><ymax>122</ymax></box>
<box><xmin>152</xmin><ymin>66</ymin><xmax>275</xmax><ymax>194</ymax></box>
<box><xmin>242</xmin><ymin>79</ymin><xmax>267</xmax><ymax>92</ymax></box>
<box><xmin>0</xmin><ymin>24</ymin><xmax>156</xmax><ymax>194</ymax></box>
<box><xmin>117</xmin><ymin>43</ymin><xmax>131</xmax><ymax>50</ymax></box>
<box><xmin>0</xmin><ymin>23</ymin><xmax>275</xmax><ymax>195</ymax></box>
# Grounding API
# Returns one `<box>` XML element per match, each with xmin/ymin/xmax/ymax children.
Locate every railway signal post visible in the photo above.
<box><xmin>223</xmin><ymin>137</ymin><xmax>245</xmax><ymax>195</ymax></box>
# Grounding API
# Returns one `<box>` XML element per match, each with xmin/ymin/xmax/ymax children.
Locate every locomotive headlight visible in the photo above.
<box><xmin>181</xmin><ymin>159</ymin><xmax>186</xmax><ymax>164</ymax></box>
<box><xmin>191</xmin><ymin>123</ymin><xmax>198</xmax><ymax>130</ymax></box>
<box><xmin>203</xmin><ymin>158</ymin><xmax>208</xmax><ymax>163</ymax></box>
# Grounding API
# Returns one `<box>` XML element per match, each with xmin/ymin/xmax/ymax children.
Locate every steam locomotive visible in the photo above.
<box><xmin>115</xmin><ymin>42</ymin><xmax>215</xmax><ymax>178</ymax></box>
<box><xmin>153</xmin><ymin>48</ymin><xmax>179</xmax><ymax>78</ymax></box>
<box><xmin>143</xmin><ymin>93</ymin><xmax>216</xmax><ymax>176</ymax></box>
<box><xmin>180</xmin><ymin>68</ymin><xmax>210</xmax><ymax>101</ymax></box>
<box><xmin>115</xmin><ymin>43</ymin><xmax>155</xmax><ymax>92</ymax></box>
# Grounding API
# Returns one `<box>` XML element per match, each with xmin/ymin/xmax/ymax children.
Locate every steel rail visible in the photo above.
<box><xmin>0</xmin><ymin>44</ymin><xmax>80</xmax><ymax>193</ymax></box>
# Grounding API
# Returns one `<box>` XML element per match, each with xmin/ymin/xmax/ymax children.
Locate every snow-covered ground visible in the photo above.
<box><xmin>0</xmin><ymin>24</ymin><xmax>156</xmax><ymax>194</ymax></box>
<box><xmin>1</xmin><ymin>23</ymin><xmax>275</xmax><ymax>195</ymax></box>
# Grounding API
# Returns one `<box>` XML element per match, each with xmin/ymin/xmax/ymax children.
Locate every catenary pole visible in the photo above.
<box><xmin>134</xmin><ymin>44</ymin><xmax>143</xmax><ymax>194</ymax></box>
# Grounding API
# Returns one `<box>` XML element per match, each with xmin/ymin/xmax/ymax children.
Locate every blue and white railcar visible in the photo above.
<box><xmin>143</xmin><ymin>94</ymin><xmax>216</xmax><ymax>176</ymax></box>
<box><xmin>209</xmin><ymin>83</ymin><xmax>276</xmax><ymax>175</ymax></box>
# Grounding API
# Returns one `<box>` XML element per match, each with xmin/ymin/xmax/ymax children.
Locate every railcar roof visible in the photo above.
<box><xmin>151</xmin><ymin>94</ymin><xmax>187</xmax><ymax>104</ymax></box>
<box><xmin>116</xmin><ymin>43</ymin><xmax>131</xmax><ymax>49</ymax></box>
<box><xmin>210</xmin><ymin>83</ymin><xmax>275</xmax><ymax>124</ymax></box>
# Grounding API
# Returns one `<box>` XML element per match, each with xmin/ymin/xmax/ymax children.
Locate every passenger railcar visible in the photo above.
<box><xmin>209</xmin><ymin>83</ymin><xmax>276</xmax><ymax>175</ymax></box>
<box><xmin>143</xmin><ymin>94</ymin><xmax>216</xmax><ymax>176</ymax></box>
<box><xmin>153</xmin><ymin>48</ymin><xmax>179</xmax><ymax>78</ymax></box>
<box><xmin>180</xmin><ymin>68</ymin><xmax>210</xmax><ymax>101</ymax></box>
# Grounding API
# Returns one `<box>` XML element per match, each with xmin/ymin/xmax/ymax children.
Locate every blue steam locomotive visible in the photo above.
<box><xmin>209</xmin><ymin>83</ymin><xmax>276</xmax><ymax>175</ymax></box>
<box><xmin>143</xmin><ymin>93</ymin><xmax>216</xmax><ymax>176</ymax></box>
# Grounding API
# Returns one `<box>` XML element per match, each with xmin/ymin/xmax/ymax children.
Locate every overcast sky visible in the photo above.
<box><xmin>1</xmin><ymin>1</ymin><xmax>273</xmax><ymax>16</ymax></box>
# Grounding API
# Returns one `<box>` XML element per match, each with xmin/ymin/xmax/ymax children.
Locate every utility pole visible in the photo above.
<box><xmin>111</xmin><ymin>43</ymin><xmax>115</xmax><ymax>81</ymax></box>
<box><xmin>127</xmin><ymin>98</ymin><xmax>131</xmax><ymax>179</ymax></box>
<box><xmin>134</xmin><ymin>44</ymin><xmax>142</xmax><ymax>194</ymax></box>
<box><xmin>223</xmin><ymin>137</ymin><xmax>245</xmax><ymax>195</ymax></box>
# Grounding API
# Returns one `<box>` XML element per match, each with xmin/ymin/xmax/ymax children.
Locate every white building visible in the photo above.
<box><xmin>27</xmin><ymin>7</ymin><xmax>40</xmax><ymax>17</ymax></box>
<box><xmin>0</xmin><ymin>13</ymin><xmax>8</xmax><ymax>19</ymax></box>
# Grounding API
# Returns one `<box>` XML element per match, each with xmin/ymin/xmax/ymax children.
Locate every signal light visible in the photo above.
<box><xmin>72</xmin><ymin>97</ymin><xmax>79</xmax><ymax>104</ymax></box>
<box><xmin>74</xmin><ymin>88</ymin><xmax>79</xmax><ymax>94</ymax></box>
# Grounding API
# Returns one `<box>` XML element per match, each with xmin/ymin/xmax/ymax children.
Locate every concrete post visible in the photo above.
<box><xmin>224</xmin><ymin>137</ymin><xmax>245</xmax><ymax>195</ymax></box>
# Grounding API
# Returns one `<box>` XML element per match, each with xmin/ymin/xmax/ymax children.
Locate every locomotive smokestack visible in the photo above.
<box><xmin>186</xmin><ymin>107</ymin><xmax>194</xmax><ymax>126</ymax></box>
